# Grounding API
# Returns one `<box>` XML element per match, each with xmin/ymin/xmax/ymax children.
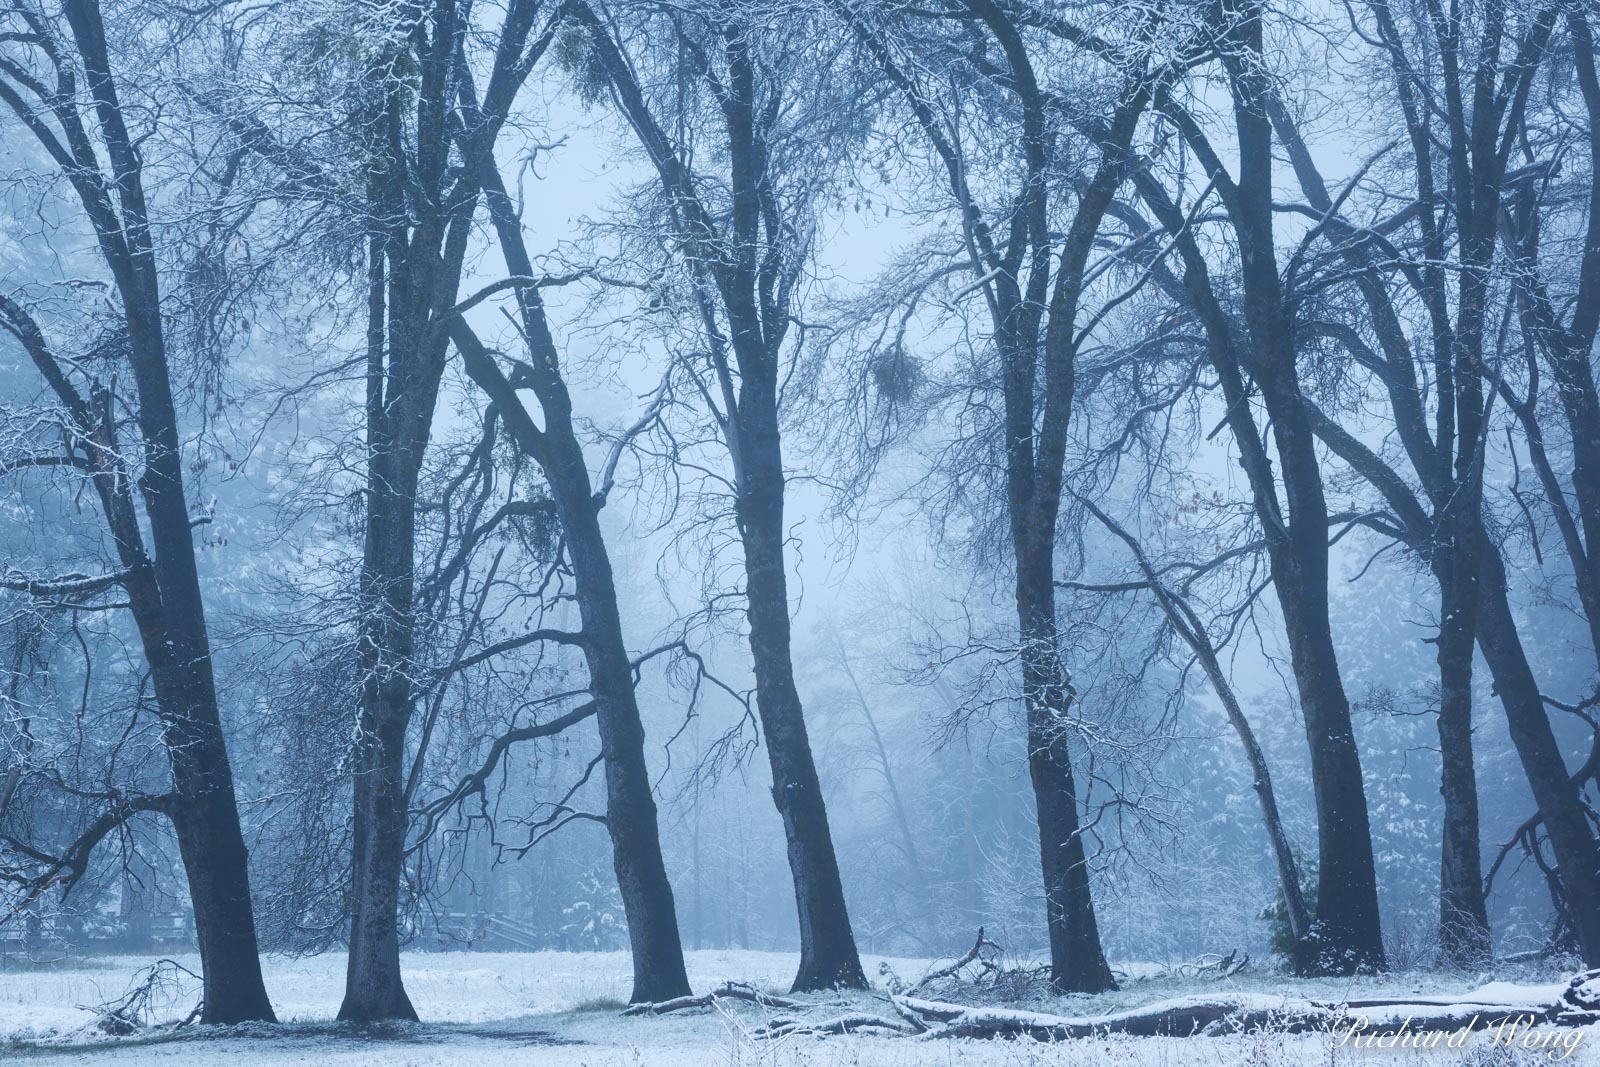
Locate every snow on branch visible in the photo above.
<box><xmin>0</xmin><ymin>565</ymin><xmax>130</xmax><ymax>600</ymax></box>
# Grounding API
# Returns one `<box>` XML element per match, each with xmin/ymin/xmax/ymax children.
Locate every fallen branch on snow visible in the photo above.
<box><xmin>910</xmin><ymin>926</ymin><xmax>1003</xmax><ymax>994</ymax></box>
<box><xmin>624</xmin><ymin>981</ymin><xmax>807</xmax><ymax>1016</ymax></box>
<box><xmin>74</xmin><ymin>959</ymin><xmax>202</xmax><ymax>1036</ymax></box>
<box><xmin>758</xmin><ymin>1011</ymin><xmax>923</xmax><ymax>1037</ymax></box>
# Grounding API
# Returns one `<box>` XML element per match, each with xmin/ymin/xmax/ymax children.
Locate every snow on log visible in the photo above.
<box><xmin>624</xmin><ymin>982</ymin><xmax>806</xmax><ymax>1016</ymax></box>
<box><xmin>885</xmin><ymin>974</ymin><xmax>1600</xmax><ymax>1041</ymax></box>
<box><xmin>759</xmin><ymin>1012</ymin><xmax>924</xmax><ymax>1037</ymax></box>
<box><xmin>629</xmin><ymin>970</ymin><xmax>1600</xmax><ymax>1042</ymax></box>
<box><xmin>1565</xmin><ymin>969</ymin><xmax>1600</xmax><ymax>1015</ymax></box>
<box><xmin>892</xmin><ymin>993</ymin><xmax>1335</xmax><ymax>1038</ymax></box>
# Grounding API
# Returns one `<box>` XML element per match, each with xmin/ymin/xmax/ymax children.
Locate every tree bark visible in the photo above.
<box><xmin>1017</xmin><ymin>552</ymin><xmax>1115</xmax><ymax>994</ymax></box>
<box><xmin>736</xmin><ymin>399</ymin><xmax>867</xmax><ymax>992</ymax></box>
<box><xmin>566</xmin><ymin>4</ymin><xmax>868</xmax><ymax>991</ymax></box>
<box><xmin>1435</xmin><ymin>547</ymin><xmax>1491</xmax><ymax>966</ymax></box>
<box><xmin>455</xmin><ymin>327</ymin><xmax>693</xmax><ymax>1002</ymax></box>
<box><xmin>1211</xmin><ymin>4</ymin><xmax>1386</xmax><ymax>970</ymax></box>
<box><xmin>448</xmin><ymin>102</ymin><xmax>691</xmax><ymax>995</ymax></box>
<box><xmin>0</xmin><ymin>0</ymin><xmax>278</xmax><ymax>1023</ymax></box>
<box><xmin>1475</xmin><ymin>549</ymin><xmax>1600</xmax><ymax>963</ymax></box>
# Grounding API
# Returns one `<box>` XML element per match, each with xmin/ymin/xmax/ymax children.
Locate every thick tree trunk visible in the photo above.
<box><xmin>1475</xmin><ymin>549</ymin><xmax>1600</xmax><ymax>964</ymax></box>
<box><xmin>1269</xmin><ymin>545</ymin><xmax>1386</xmax><ymax>974</ymax></box>
<box><xmin>338</xmin><ymin>712</ymin><xmax>417</xmax><ymax>1022</ymax></box>
<box><xmin>339</xmin><ymin>229</ymin><xmax>425</xmax><ymax>1022</ymax></box>
<box><xmin>121</xmin><ymin>538</ymin><xmax>272</xmax><ymax>1022</ymax></box>
<box><xmin>1016</xmin><ymin>553</ymin><xmax>1115</xmax><ymax>995</ymax></box>
<box><xmin>338</xmin><ymin>527</ymin><xmax>420</xmax><ymax>1024</ymax></box>
<box><xmin>52</xmin><ymin>0</ymin><xmax>279</xmax><ymax>1016</ymax></box>
<box><xmin>160</xmin><ymin>698</ymin><xmax>276</xmax><ymax>1024</ymax></box>
<box><xmin>736</xmin><ymin>404</ymin><xmax>866</xmax><ymax>993</ymax></box>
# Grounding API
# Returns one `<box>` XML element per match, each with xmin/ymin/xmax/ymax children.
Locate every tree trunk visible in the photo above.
<box><xmin>38</xmin><ymin>0</ymin><xmax>280</xmax><ymax>1023</ymax></box>
<box><xmin>1268</xmin><ymin>540</ymin><xmax>1387</xmax><ymax>974</ymax></box>
<box><xmin>337</xmin><ymin>539</ymin><xmax>420</xmax><ymax>1025</ymax></box>
<box><xmin>1017</xmin><ymin>551</ymin><xmax>1115</xmax><ymax>995</ymax></box>
<box><xmin>338</xmin><ymin>713</ymin><xmax>417</xmax><ymax>1022</ymax></box>
<box><xmin>1434</xmin><ymin>554</ymin><xmax>1491</xmax><ymax>966</ymax></box>
<box><xmin>556</xmin><ymin>484</ymin><xmax>693</xmax><ymax>1003</ymax></box>
<box><xmin>339</xmin><ymin>225</ymin><xmax>426</xmax><ymax>1022</ymax></box>
<box><xmin>736</xmin><ymin>403</ymin><xmax>866</xmax><ymax>993</ymax></box>
<box><xmin>1223</xmin><ymin>14</ymin><xmax>1387</xmax><ymax>970</ymax></box>
<box><xmin>161</xmin><ymin>704</ymin><xmax>277</xmax><ymax>1024</ymax></box>
<box><xmin>453</xmin><ymin>321</ymin><xmax>691</xmax><ymax>1003</ymax></box>
<box><xmin>449</xmin><ymin>78</ymin><xmax>692</xmax><ymax>989</ymax></box>
<box><xmin>1475</xmin><ymin>548</ymin><xmax>1600</xmax><ymax>964</ymax></box>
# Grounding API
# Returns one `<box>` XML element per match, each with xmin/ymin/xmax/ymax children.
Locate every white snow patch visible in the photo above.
<box><xmin>0</xmin><ymin>949</ymin><xmax>1595</xmax><ymax>1064</ymax></box>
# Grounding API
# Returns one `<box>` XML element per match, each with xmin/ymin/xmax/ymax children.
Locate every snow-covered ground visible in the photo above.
<box><xmin>1</xmin><ymin>949</ymin><xmax>1594</xmax><ymax>1064</ymax></box>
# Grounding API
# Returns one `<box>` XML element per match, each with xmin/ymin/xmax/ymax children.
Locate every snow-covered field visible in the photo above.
<box><xmin>1</xmin><ymin>949</ymin><xmax>1594</xmax><ymax>1064</ymax></box>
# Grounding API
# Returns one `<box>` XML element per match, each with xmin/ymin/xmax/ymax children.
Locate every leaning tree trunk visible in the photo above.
<box><xmin>735</xmin><ymin>394</ymin><xmax>866</xmax><ymax>993</ymax></box>
<box><xmin>540</xmin><ymin>445</ymin><xmax>692</xmax><ymax>1004</ymax></box>
<box><xmin>122</xmin><ymin>510</ymin><xmax>275</xmax><ymax>1023</ymax></box>
<box><xmin>1016</xmin><ymin>550</ymin><xmax>1115</xmax><ymax>995</ymax></box>
<box><xmin>37</xmin><ymin>0</ymin><xmax>279</xmax><ymax>1023</ymax></box>
<box><xmin>1267</xmin><ymin>521</ymin><xmax>1387</xmax><ymax>974</ymax></box>
<box><xmin>158</xmin><ymin>682</ymin><xmax>277</xmax><ymax>1024</ymax></box>
<box><xmin>1475</xmin><ymin>547</ymin><xmax>1600</xmax><ymax>964</ymax></box>
<box><xmin>448</xmin><ymin>93</ymin><xmax>692</xmax><ymax>994</ymax></box>
<box><xmin>453</xmin><ymin>315</ymin><xmax>691</xmax><ymax>1004</ymax></box>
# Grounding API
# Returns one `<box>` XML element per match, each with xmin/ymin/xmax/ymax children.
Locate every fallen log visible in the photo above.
<box><xmin>759</xmin><ymin>1012</ymin><xmax>923</xmax><ymax>1037</ymax></box>
<box><xmin>630</xmin><ymin>968</ymin><xmax>1600</xmax><ymax>1044</ymax></box>
<box><xmin>886</xmin><ymin>977</ymin><xmax>1589</xmax><ymax>1041</ymax></box>
<box><xmin>624</xmin><ymin>981</ymin><xmax>805</xmax><ymax>1016</ymax></box>
<box><xmin>892</xmin><ymin>993</ymin><xmax>1335</xmax><ymax>1038</ymax></box>
<box><xmin>1566</xmin><ymin>970</ymin><xmax>1600</xmax><ymax>1014</ymax></box>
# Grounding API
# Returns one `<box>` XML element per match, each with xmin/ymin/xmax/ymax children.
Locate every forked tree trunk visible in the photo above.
<box><xmin>570</xmin><ymin>3</ymin><xmax>867</xmax><ymax>992</ymax></box>
<box><xmin>1223</xmin><ymin>14</ymin><xmax>1387</xmax><ymax>971</ymax></box>
<box><xmin>339</xmin><ymin>207</ymin><xmax>433</xmax><ymax>1022</ymax></box>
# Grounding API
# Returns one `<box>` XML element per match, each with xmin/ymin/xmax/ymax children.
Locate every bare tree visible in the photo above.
<box><xmin>830</xmin><ymin>0</ymin><xmax>1221</xmax><ymax>991</ymax></box>
<box><xmin>442</xmin><ymin>44</ymin><xmax>698</xmax><ymax>997</ymax></box>
<box><xmin>562</xmin><ymin>0</ymin><xmax>871</xmax><ymax>991</ymax></box>
<box><xmin>0</xmin><ymin>0</ymin><xmax>274</xmax><ymax>1022</ymax></box>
